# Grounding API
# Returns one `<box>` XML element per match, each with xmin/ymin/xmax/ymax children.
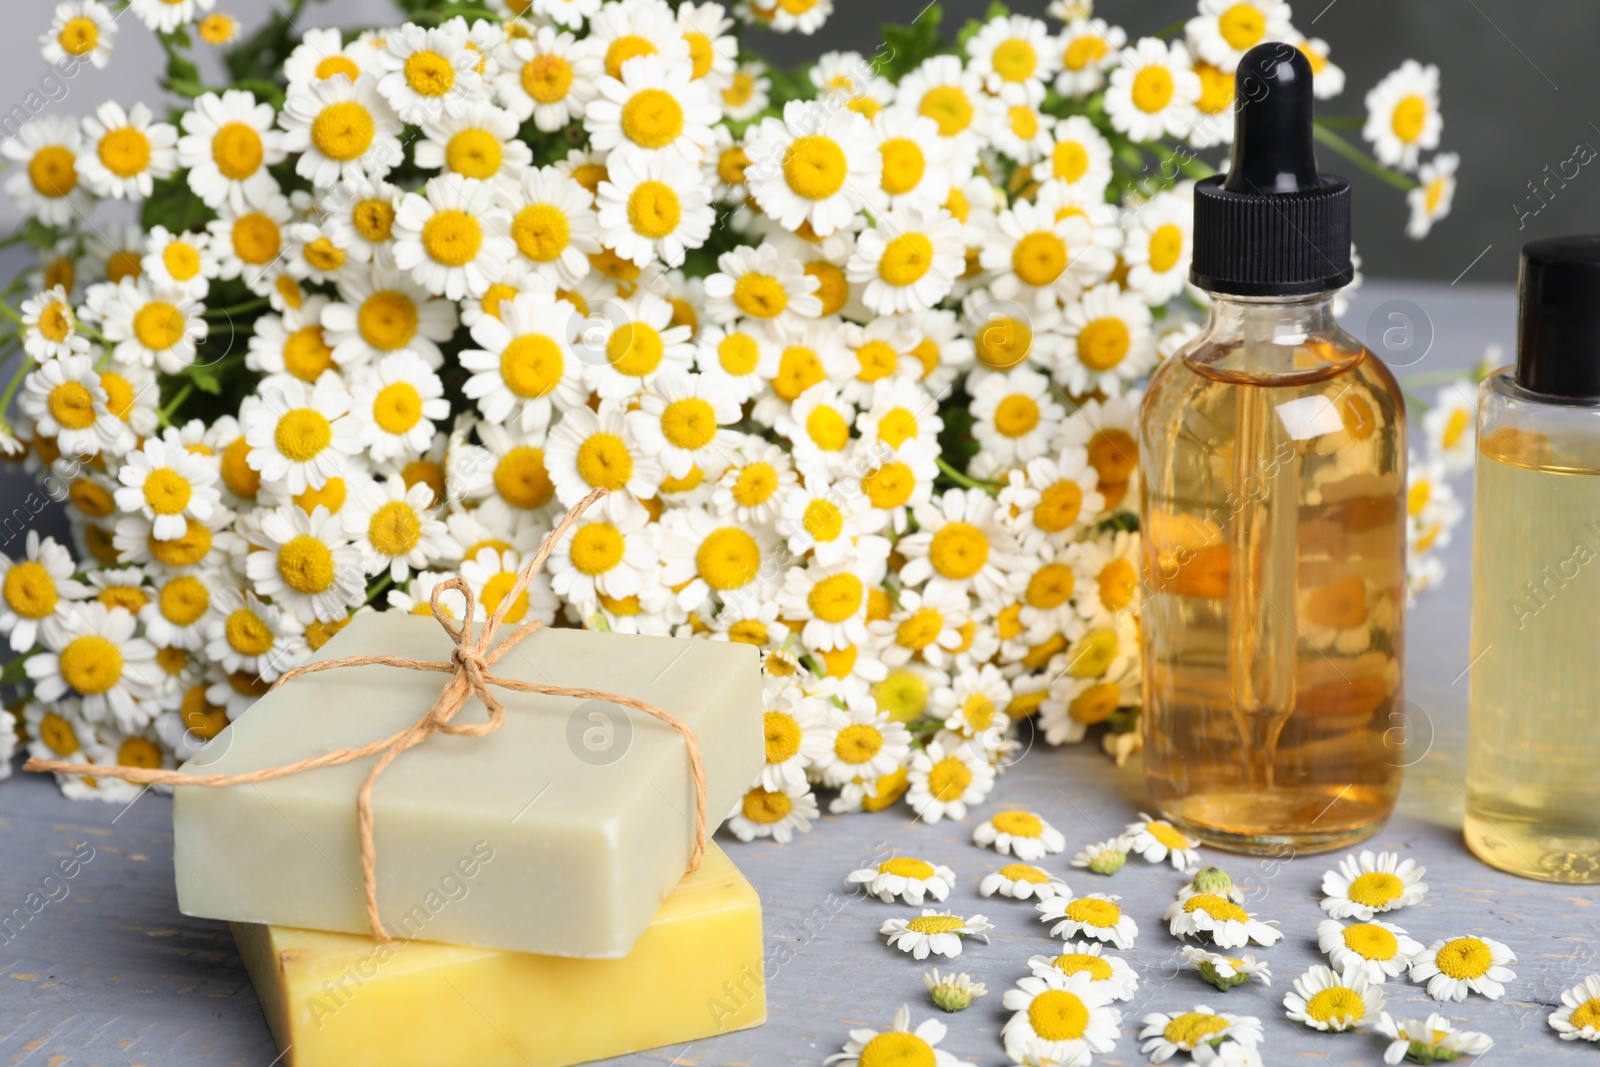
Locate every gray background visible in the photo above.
<box><xmin>2</xmin><ymin>0</ymin><xmax>1599</xmax><ymax>284</ymax></box>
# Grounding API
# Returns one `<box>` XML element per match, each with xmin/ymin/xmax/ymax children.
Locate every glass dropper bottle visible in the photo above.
<box><xmin>1139</xmin><ymin>42</ymin><xmax>1408</xmax><ymax>855</ymax></box>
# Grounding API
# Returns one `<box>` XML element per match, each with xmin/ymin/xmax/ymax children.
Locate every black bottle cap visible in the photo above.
<box><xmin>1190</xmin><ymin>42</ymin><xmax>1354</xmax><ymax>297</ymax></box>
<box><xmin>1516</xmin><ymin>235</ymin><xmax>1600</xmax><ymax>399</ymax></box>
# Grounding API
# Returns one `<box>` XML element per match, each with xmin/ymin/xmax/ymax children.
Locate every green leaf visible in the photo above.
<box><xmin>234</xmin><ymin>78</ymin><xmax>286</xmax><ymax>111</ymax></box>
<box><xmin>1</xmin><ymin>651</ymin><xmax>38</xmax><ymax>686</ymax></box>
<box><xmin>185</xmin><ymin>362</ymin><xmax>223</xmax><ymax>396</ymax></box>
<box><xmin>22</xmin><ymin>219</ymin><xmax>61</xmax><ymax>251</ymax></box>
<box><xmin>140</xmin><ymin>175</ymin><xmax>216</xmax><ymax>238</ymax></box>
<box><xmin>877</xmin><ymin>6</ymin><xmax>944</xmax><ymax>83</ymax></box>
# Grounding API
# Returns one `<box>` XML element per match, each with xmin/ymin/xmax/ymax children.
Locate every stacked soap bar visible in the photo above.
<box><xmin>234</xmin><ymin>843</ymin><xmax>765</xmax><ymax>1067</ymax></box>
<box><xmin>175</xmin><ymin>610</ymin><xmax>763</xmax><ymax>958</ymax></box>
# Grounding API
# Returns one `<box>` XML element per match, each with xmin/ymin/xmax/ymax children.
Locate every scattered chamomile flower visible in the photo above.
<box><xmin>1179</xmin><ymin>866</ymin><xmax>1244</xmax><ymax>903</ymax></box>
<box><xmin>1317</xmin><ymin>918</ymin><xmax>1425</xmax><ymax>983</ymax></box>
<box><xmin>1027</xmin><ymin>942</ymin><xmax>1139</xmax><ymax>1001</ymax></box>
<box><xmin>1124</xmin><ymin>813</ymin><xmax>1201</xmax><ymax>870</ymax></box>
<box><xmin>1283</xmin><ymin>964</ymin><xmax>1385</xmax><ymax>1032</ymax></box>
<box><xmin>822</xmin><ymin>1003</ymin><xmax>970</xmax><ymax>1067</ymax></box>
<box><xmin>905</xmin><ymin>739</ymin><xmax>996</xmax><ymax>824</ymax></box>
<box><xmin>1163</xmin><ymin>893</ymin><xmax>1282</xmax><ymax>949</ymax></box>
<box><xmin>1139</xmin><ymin>1006</ymin><xmax>1262</xmax><ymax>1064</ymax></box>
<box><xmin>725</xmin><ymin>780</ymin><xmax>818</xmax><ymax>844</ymax></box>
<box><xmin>847</xmin><ymin>856</ymin><xmax>957</xmax><ymax>906</ymax></box>
<box><xmin>1407</xmin><ymin>152</ymin><xmax>1458</xmax><ymax>240</ymax></box>
<box><xmin>1037</xmin><ymin>892</ymin><xmax>1138</xmax><ymax>950</ymax></box>
<box><xmin>1069</xmin><ymin>838</ymin><xmax>1129</xmax><ymax>876</ymax></box>
<box><xmin>1001</xmin><ymin>969</ymin><xmax>1122</xmax><ymax>1066</ymax></box>
<box><xmin>1192</xmin><ymin>1040</ymin><xmax>1264</xmax><ymax>1067</ymax></box>
<box><xmin>1377</xmin><ymin>1011</ymin><xmax>1493</xmax><ymax>1064</ymax></box>
<box><xmin>924</xmin><ymin>969</ymin><xmax>986</xmax><ymax>1013</ymax></box>
<box><xmin>880</xmin><ymin>910</ymin><xmax>993</xmax><ymax>961</ymax></box>
<box><xmin>980</xmin><ymin>863</ymin><xmax>1071</xmax><ymax>902</ymax></box>
<box><xmin>972</xmin><ymin>810</ymin><xmax>1066</xmax><ymax>861</ymax></box>
<box><xmin>1408</xmin><ymin>935</ymin><xmax>1516</xmax><ymax>1002</ymax></box>
<box><xmin>1181</xmin><ymin>946</ymin><xmax>1272</xmax><ymax>991</ymax></box>
<box><xmin>1320</xmin><ymin>850</ymin><xmax>1429</xmax><ymax>920</ymax></box>
<box><xmin>1549</xmin><ymin>974</ymin><xmax>1600</xmax><ymax>1042</ymax></box>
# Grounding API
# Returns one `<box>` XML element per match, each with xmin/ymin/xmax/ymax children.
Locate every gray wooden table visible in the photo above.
<box><xmin>6</xmin><ymin>279</ymin><xmax>1595</xmax><ymax>1066</ymax></box>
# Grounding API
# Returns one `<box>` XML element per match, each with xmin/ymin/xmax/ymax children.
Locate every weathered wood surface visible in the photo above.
<box><xmin>7</xmin><ymin>280</ymin><xmax>1597</xmax><ymax>1066</ymax></box>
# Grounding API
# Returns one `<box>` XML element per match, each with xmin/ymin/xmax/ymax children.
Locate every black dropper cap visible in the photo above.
<box><xmin>1190</xmin><ymin>42</ymin><xmax>1353</xmax><ymax>297</ymax></box>
<box><xmin>1515</xmin><ymin>235</ymin><xmax>1600</xmax><ymax>399</ymax></box>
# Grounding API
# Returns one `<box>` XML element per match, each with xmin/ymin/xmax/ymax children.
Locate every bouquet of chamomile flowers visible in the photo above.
<box><xmin>0</xmin><ymin>0</ymin><xmax>1466</xmax><ymax>838</ymax></box>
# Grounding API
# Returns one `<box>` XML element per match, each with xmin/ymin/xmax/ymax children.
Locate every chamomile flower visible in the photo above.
<box><xmin>386</xmin><ymin>570</ymin><xmax>483</xmax><ymax>623</ymax></box>
<box><xmin>493</xmin><ymin>26</ymin><xmax>599</xmax><ymax>131</ymax></box>
<box><xmin>725</xmin><ymin>780</ymin><xmax>817</xmax><ymax>843</ymax></box>
<box><xmin>459</xmin><ymin>546</ymin><xmax>558</xmax><ymax>626</ymax></box>
<box><xmin>1071</xmin><ymin>837</ymin><xmax>1131</xmax><ymax>876</ymax></box>
<box><xmin>981</xmin><ymin>863</ymin><xmax>1070</xmax><ymax>902</ymax></box>
<box><xmin>1104</xmin><ymin>37</ymin><xmax>1201</xmax><ymax>143</ymax></box>
<box><xmin>596</xmin><ymin>150</ymin><xmax>715</xmax><ymax>269</ymax></box>
<box><xmin>243</xmin><ymin>375</ymin><xmax>364</xmax><ymax>494</ymax></box>
<box><xmin>497</xmin><ymin>166</ymin><xmax>601</xmax><ymax>287</ymax></box>
<box><xmin>139</xmin><ymin>571</ymin><xmax>216</xmax><ymax>652</ymax></box>
<box><xmin>923</xmin><ymin>970</ymin><xmax>986</xmax><ymax>1014</ymax></box>
<box><xmin>745</xmin><ymin>100</ymin><xmax>881</xmax><ymax>237</ymax></box>
<box><xmin>343</xmin><ymin>474</ymin><xmax>454</xmax><ymax>581</ymax></box>
<box><xmin>1029</xmin><ymin>943</ymin><xmax>1140</xmax><ymax>1001</ymax></box>
<box><xmin>1000</xmin><ymin>453</ymin><xmax>1105</xmax><ymax>550</ymax></box>
<box><xmin>898</xmin><ymin>488</ymin><xmax>1019</xmax><ymax>601</ymax></box>
<box><xmin>986</xmin><ymin>94</ymin><xmax>1057</xmax><ymax>166</ymax></box>
<box><xmin>1184</xmin><ymin>0</ymin><xmax>1291</xmax><ymax>71</ymax></box>
<box><xmin>1000</xmin><ymin>969</ymin><xmax>1121</xmax><ymax>1064</ymax></box>
<box><xmin>42</xmin><ymin>1</ymin><xmax>118</xmax><ymax>70</ymax></box>
<box><xmin>586</xmin><ymin>290</ymin><xmax>695</xmax><ymax>401</ymax></box>
<box><xmin>702</xmin><ymin>243</ymin><xmax>822</xmax><ymax>331</ymax></box>
<box><xmin>1124</xmin><ymin>188</ymin><xmax>1195</xmax><ymax>308</ymax></box>
<box><xmin>658</xmin><ymin>505</ymin><xmax>777</xmax><ymax>612</ymax></box>
<box><xmin>545</xmin><ymin>490</ymin><xmax>658</xmax><ymax>611</ymax></box>
<box><xmin>20</xmin><ymin>355</ymin><xmax>114</xmax><ymax>457</ymax></box>
<box><xmin>1321</xmin><ymin>850</ymin><xmax>1429</xmax><ymax>920</ymax></box>
<box><xmin>969</xmin><ymin>367</ymin><xmax>1064</xmax><ymax>475</ymax></box>
<box><xmin>351</xmin><ymin>350</ymin><xmax>450</xmax><ymax>462</ymax></box>
<box><xmin>1283</xmin><ymin>964</ymin><xmax>1385</xmax><ymax>1032</ymax></box>
<box><xmin>1124</xmin><ymin>813</ymin><xmax>1201</xmax><ymax>870</ymax></box>
<box><xmin>1550</xmin><ymin>974</ymin><xmax>1600</xmax><ymax>1042</ymax></box>
<box><xmin>966</xmin><ymin>15</ymin><xmax>1058</xmax><ymax>103</ymax></box>
<box><xmin>906</xmin><ymin>740</ymin><xmax>997</xmax><ymax>824</ymax></box>
<box><xmin>415</xmin><ymin>102</ymin><xmax>531</xmax><ymax>191</ymax></box>
<box><xmin>114</xmin><ymin>438</ymin><xmax>222</xmax><ymax>543</ymax></box>
<box><xmin>127</xmin><ymin>0</ymin><xmax>213</xmax><ymax>33</ymax></box>
<box><xmin>460</xmin><ymin>290</ymin><xmax>586</xmax><ymax>432</ymax></box>
<box><xmin>279</xmin><ymin>75</ymin><xmax>403</xmax><ymax>189</ymax></box>
<box><xmin>545</xmin><ymin>404</ymin><xmax>663</xmax><ymax>506</ymax></box>
<box><xmin>823</xmin><ymin>1003</ymin><xmax>969</xmax><ymax>1066</ymax></box>
<box><xmin>142</xmin><ymin>227</ymin><xmax>219</xmax><ymax>303</ymax></box>
<box><xmin>763</xmin><ymin>0</ymin><xmax>831</xmax><ymax>35</ymax></box>
<box><xmin>1317</xmin><ymin>919</ymin><xmax>1425</xmax><ymax>983</ymax></box>
<box><xmin>713</xmin><ymin>439</ymin><xmax>798</xmax><ymax>523</ymax></box>
<box><xmin>1037</xmin><ymin>892</ymin><xmax>1137</xmax><ymax>949</ymax></box>
<box><xmin>848</xmin><ymin>856</ymin><xmax>957</xmax><ymax>905</ymax></box>
<box><xmin>177</xmin><ymin>90</ymin><xmax>286</xmax><ymax>213</ymax></box>
<box><xmin>1409</xmin><ymin>935</ymin><xmax>1516</xmax><ymax>1002</ymax></box>
<box><xmin>848</xmin><ymin>204</ymin><xmax>963</xmax><ymax>316</ymax></box>
<box><xmin>0</xmin><ymin>532</ymin><xmax>91</xmax><ymax>652</ymax></box>
<box><xmin>1421</xmin><ymin>382</ymin><xmax>1475</xmax><ymax>473</ymax></box>
<box><xmin>20</xmin><ymin>286</ymin><xmax>88</xmax><ymax>360</ymax></box>
<box><xmin>750</xmin><ymin>681</ymin><xmax>833</xmax><ymax>791</ymax></box>
<box><xmin>283</xmin><ymin>26</ymin><xmax>370</xmax><ymax>88</ymax></box>
<box><xmin>203</xmin><ymin>586</ymin><xmax>306</xmax><ymax>682</ymax></box>
<box><xmin>1378</xmin><ymin>1012</ymin><xmax>1493</xmax><ymax>1064</ymax></box>
<box><xmin>321</xmin><ymin>177</ymin><xmax>403</xmax><ymax>268</ymax></box>
<box><xmin>982</xmin><ymin>199</ymin><xmax>1101</xmax><ymax>309</ymax></box>
<box><xmin>208</xmin><ymin>194</ymin><xmax>295</xmax><ymax>296</ymax></box>
<box><xmin>2</xmin><ymin>116</ymin><xmax>90</xmax><ymax>226</ymax></box>
<box><xmin>970</xmin><ymin>809</ymin><xmax>1063</xmax><ymax>861</ymax></box>
<box><xmin>815</xmin><ymin>702</ymin><xmax>910</xmax><ymax>787</ymax></box>
<box><xmin>871</xmin><ymin>108</ymin><xmax>955</xmax><ymax>212</ymax></box>
<box><xmin>392</xmin><ymin>176</ymin><xmax>514</xmax><ymax>301</ymax></box>
<box><xmin>1053</xmin><ymin>19</ymin><xmax>1126</xmax><ymax>97</ymax></box>
<box><xmin>881</xmin><ymin>910</ymin><xmax>993</xmax><ymax>960</ymax></box>
<box><xmin>1407</xmin><ymin>152</ymin><xmax>1459</xmax><ymax>240</ymax></box>
<box><xmin>77</xmin><ymin>101</ymin><xmax>177</xmax><ymax>202</ymax></box>
<box><xmin>1182</xmin><ymin>947</ymin><xmax>1273</xmax><ymax>991</ymax></box>
<box><xmin>1364</xmin><ymin>60</ymin><xmax>1443</xmax><ymax>173</ymax></box>
<box><xmin>374</xmin><ymin>22</ymin><xmax>486</xmax><ymax>122</ymax></box>
<box><xmin>721</xmin><ymin>62</ymin><xmax>770</xmax><ymax>121</ymax></box>
<box><xmin>897</xmin><ymin>55</ymin><xmax>984</xmax><ymax>147</ymax></box>
<box><xmin>1164</xmin><ymin>893</ymin><xmax>1283</xmax><ymax>949</ymax></box>
<box><xmin>586</xmin><ymin>53</ymin><xmax>719</xmax><ymax>170</ymax></box>
<box><xmin>27</xmin><ymin>602</ymin><xmax>157</xmax><ymax>730</ymax></box>
<box><xmin>245</xmin><ymin>504</ymin><xmax>365</xmax><ymax>624</ymax></box>
<box><xmin>97</xmin><ymin>278</ymin><xmax>207</xmax><ymax>374</ymax></box>
<box><xmin>1057</xmin><ymin>283</ymin><xmax>1156</xmax><ymax>398</ymax></box>
<box><xmin>1140</xmin><ymin>1007</ymin><xmax>1261</xmax><ymax>1064</ymax></box>
<box><xmin>1294</xmin><ymin>36</ymin><xmax>1346</xmax><ymax>100</ymax></box>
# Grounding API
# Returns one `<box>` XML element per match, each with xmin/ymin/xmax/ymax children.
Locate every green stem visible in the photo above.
<box><xmin>935</xmin><ymin>456</ymin><xmax>1002</xmax><ymax>495</ymax></box>
<box><xmin>365</xmin><ymin>574</ymin><xmax>394</xmax><ymax>605</ymax></box>
<box><xmin>1316</xmin><ymin>115</ymin><xmax>1366</xmax><ymax>130</ymax></box>
<box><xmin>0</xmin><ymin>232</ymin><xmax>28</xmax><ymax>251</ymax></box>
<box><xmin>0</xmin><ymin>355</ymin><xmax>36</xmax><ymax>418</ymax></box>
<box><xmin>1154</xmin><ymin>17</ymin><xmax>1188</xmax><ymax>38</ymax></box>
<box><xmin>1311</xmin><ymin>123</ymin><xmax>1418</xmax><ymax>192</ymax></box>
<box><xmin>160</xmin><ymin>381</ymin><xmax>195</xmax><ymax>425</ymax></box>
<box><xmin>0</xmin><ymin>301</ymin><xmax>21</xmax><ymax>326</ymax></box>
<box><xmin>203</xmin><ymin>296</ymin><xmax>271</xmax><ymax>319</ymax></box>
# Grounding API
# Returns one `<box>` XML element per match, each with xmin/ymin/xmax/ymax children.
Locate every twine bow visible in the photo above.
<box><xmin>25</xmin><ymin>488</ymin><xmax>709</xmax><ymax>942</ymax></box>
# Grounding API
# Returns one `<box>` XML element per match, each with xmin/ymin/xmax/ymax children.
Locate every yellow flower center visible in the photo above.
<box><xmin>60</xmin><ymin>634</ymin><xmax>123</xmax><ymax>694</ymax></box>
<box><xmin>230</xmin><ymin>212</ymin><xmax>281</xmax><ymax>265</ymax></box>
<box><xmin>992</xmin><ymin>810</ymin><xmax>1044</xmax><ymax>837</ymax></box>
<box><xmin>730</xmin><ymin>461</ymin><xmax>779</xmax><ymax>508</ymax></box>
<box><xmin>928</xmin><ymin>521</ymin><xmax>989</xmax><ymax>581</ymax></box>
<box><xmin>801</xmin><ymin>406</ymin><xmax>848</xmax><ymax>453</ymax></box>
<box><xmin>575</xmin><ymin>433</ymin><xmax>634</xmax><ymax>492</ymax></box>
<box><xmin>695</xmin><ymin>527</ymin><xmax>760</xmax><ymax>590</ymax></box>
<box><xmin>783</xmin><ymin>136</ymin><xmax>848</xmax><ymax>200</ymax></box>
<box><xmin>274</xmin><ymin>408</ymin><xmax>333</xmax><ymax>462</ymax></box>
<box><xmin>37</xmin><ymin>301</ymin><xmax>74</xmax><ymax>342</ymax></box>
<box><xmin>159</xmin><ymin>575</ymin><xmax>210</xmax><ymax>625</ymax></box>
<box><xmin>294</xmin><ymin>476</ymin><xmax>346</xmax><ymax>516</ymax></box>
<box><xmin>494</xmin><ymin>446</ymin><xmax>553</xmax><ymax>509</ymax></box>
<box><xmin>1569</xmin><ymin>998</ymin><xmax>1600</xmax><ymax>1031</ymax></box>
<box><xmin>312</xmin><ymin>101</ymin><xmax>376</xmax><ymax>162</ymax></box>
<box><xmin>212</xmin><ymin>122</ymin><xmax>264</xmax><ymax>180</ymax></box>
<box><xmin>862</xmin><ymin>461</ymin><xmax>915</xmax><ymax>509</ymax></box>
<box><xmin>994</xmin><ymin>394</ymin><xmax>1041</xmax><ymax>439</ymax></box>
<box><xmin>522</xmin><ymin>54</ymin><xmax>573</xmax><ymax>104</ymax></box>
<box><xmin>975</xmin><ymin>314</ymin><xmax>1032</xmax><ymax>370</ymax></box>
<box><xmin>48</xmin><ymin>380</ymin><xmax>98</xmax><ymax>431</ymax></box>
<box><xmin>1148</xmin><ymin>223</ymin><xmax>1185</xmax><ymax>274</ymax></box>
<box><xmin>134</xmin><ymin>301</ymin><xmax>186</xmax><ymax>351</ymax></box>
<box><xmin>1076</xmin><ymin>317</ymin><xmax>1130</xmax><ymax>371</ymax></box>
<box><xmin>1306</xmin><ymin>985</ymin><xmax>1365</xmax><ymax>1026</ymax></box>
<box><xmin>29</xmin><ymin>146</ymin><xmax>78</xmax><ymax>198</ymax></box>
<box><xmin>404</xmin><ymin>50</ymin><xmax>456</xmax><ymax>97</ymax></box>
<box><xmin>1009</xmin><ymin>105</ymin><xmax>1040</xmax><ymax>139</ymax></box>
<box><xmin>315</xmin><ymin>55</ymin><xmax>361</xmax><ymax>81</ymax></box>
<box><xmin>878</xmin><ymin>233</ymin><xmax>935</xmax><ymax>287</ymax></box>
<box><xmin>740</xmin><ymin>786</ymin><xmax>792</xmax><ymax>824</ymax></box>
<box><xmin>367</xmin><ymin>501</ymin><xmax>421</xmax><ymax>557</ymax></box>
<box><xmin>479</xmin><ymin>570</ymin><xmax>529</xmax><ymax>623</ymax></box>
<box><xmin>495</xmin><ymin>334</ymin><xmax>562</xmax><ymax>398</ymax></box>
<box><xmin>808</xmin><ymin>572</ymin><xmax>863</xmax><ymax>622</ymax></box>
<box><xmin>761</xmin><ymin>709</ymin><xmax>802</xmax><ymax>762</ymax></box>
<box><xmin>353</xmin><ymin>199</ymin><xmax>396</xmax><ymax>243</ymax></box>
<box><xmin>59</xmin><ymin>16</ymin><xmax>100</xmax><ymax>55</ymax></box>
<box><xmin>1068</xmin><ymin>681</ymin><xmax>1119</xmax><ymax>724</ymax></box>
<box><xmin>1063</xmin><ymin>34</ymin><xmax>1109</xmax><ymax>72</ymax></box>
<box><xmin>39</xmin><ymin>711</ymin><xmax>80</xmax><ymax>756</ymax></box>
<box><xmin>142</xmin><ymin>467</ymin><xmax>192</xmax><ymax>515</ymax></box>
<box><xmin>68</xmin><ymin>479</ymin><xmax>114</xmax><ymax>518</ymax></box>
<box><xmin>1020</xmin><ymin>562</ymin><xmax>1071</xmax><ymax>610</ymax></box>
<box><xmin>1195</xmin><ymin>61</ymin><xmax>1234</xmax><ymax>115</ymax></box>
<box><xmin>569</xmin><ymin>523</ymin><xmax>626</xmax><ymax>576</ymax></box>
<box><xmin>4</xmin><ymin>561</ymin><xmax>58</xmax><ymax>618</ymax></box>
<box><xmin>1131</xmin><ymin>64</ymin><xmax>1175</xmax><ymax>113</ymax></box>
<box><xmin>834</xmin><ymin>721</ymin><xmax>884</xmax><ymax>763</ymax></box>
<box><xmin>628</xmin><ymin>179</ymin><xmax>682</xmax><ymax>239</ymax></box>
<box><xmin>992</xmin><ymin>38</ymin><xmax>1037</xmax><ymax>82</ymax></box>
<box><xmin>905</xmin><ymin>914</ymin><xmax>965</xmax><ymax>935</ymax></box>
<box><xmin>1218</xmin><ymin>3</ymin><xmax>1267</xmax><ymax>49</ymax></box>
<box><xmin>1028</xmin><ymin>989</ymin><xmax>1089</xmax><ymax>1041</ymax></box>
<box><xmin>359</xmin><ymin>291</ymin><xmax>418</xmax><ymax>351</ymax></box>
<box><xmin>98</xmin><ymin>127</ymin><xmax>151</xmax><ymax>178</ymax></box>
<box><xmin>283</xmin><ymin>326</ymin><xmax>334</xmax><ymax>381</ymax></box>
<box><xmin>373</xmin><ymin>381</ymin><xmax>425</xmax><ymax>435</ymax></box>
<box><xmin>656</xmin><ymin>397</ymin><xmax>715</xmax><ymax>451</ymax></box>
<box><xmin>1342</xmin><ymin>923</ymin><xmax>1399</xmax><ymax>960</ymax></box>
<box><xmin>773</xmin><ymin>344</ymin><xmax>824</xmax><ymax>401</ymax></box>
<box><xmin>1442</xmin><ymin>407</ymin><xmax>1470</xmax><ymax>449</ymax></box>
<box><xmin>180</xmin><ymin>687</ymin><xmax>229</xmax><ymax>739</ymax></box>
<box><xmin>621</xmin><ymin>89</ymin><xmax>685</xmax><ymax>149</ymax></box>
<box><xmin>148</xmin><ymin>518</ymin><xmax>212</xmax><ymax>567</ymax></box>
<box><xmin>197</xmin><ymin>13</ymin><xmax>235</xmax><ymax>43</ymax></box>
<box><xmin>161</xmin><ymin>242</ymin><xmax>202</xmax><ymax>283</ymax></box>
<box><xmin>1434</xmin><ymin>937</ymin><xmax>1493</xmax><ymax>980</ymax></box>
<box><xmin>879</xmin><ymin>857</ymin><xmax>935</xmax><ymax>880</ymax></box>
<box><xmin>277</xmin><ymin>535</ymin><xmax>336</xmax><ymax>595</ymax></box>
<box><xmin>444</xmin><ymin>129</ymin><xmax>502</xmax><ymax>180</ymax></box>
<box><xmin>732</xmin><ymin>272</ymin><xmax>788</xmax><ymax>318</ymax></box>
<box><xmin>421</xmin><ymin>209</ymin><xmax>482</xmax><ymax>267</ymax></box>
<box><xmin>1183</xmin><ymin>893</ymin><xmax>1250</xmax><ymax>923</ymax></box>
<box><xmin>924</xmin><ymin>754</ymin><xmax>973</xmax><ymax>800</ymax></box>
<box><xmin>606</xmin><ymin>321</ymin><xmax>665</xmax><ymax>378</ymax></box>
<box><xmin>509</xmin><ymin>204</ymin><xmax>569</xmax><ymax>262</ymax></box>
<box><xmin>918</xmin><ymin>86</ymin><xmax>973</xmax><ymax>137</ymax></box>
<box><xmin>96</xmin><ymin>584</ymin><xmax>147</xmax><ymax>614</ymax></box>
<box><xmin>879</xmin><ymin>138</ymin><xmax>926</xmax><ymax>196</ymax></box>
<box><xmin>1164</xmin><ymin>1012</ymin><xmax>1229</xmax><ymax>1047</ymax></box>
<box><xmin>1391</xmin><ymin>94</ymin><xmax>1427</xmax><ymax>144</ymax></box>
<box><xmin>604</xmin><ymin>35</ymin><xmax>657</xmax><ymax>80</ymax></box>
<box><xmin>1346</xmin><ymin>871</ymin><xmax>1405</xmax><ymax>908</ymax></box>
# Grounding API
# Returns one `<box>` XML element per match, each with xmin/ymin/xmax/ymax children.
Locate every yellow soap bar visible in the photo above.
<box><xmin>233</xmin><ymin>844</ymin><xmax>765</xmax><ymax>1067</ymax></box>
